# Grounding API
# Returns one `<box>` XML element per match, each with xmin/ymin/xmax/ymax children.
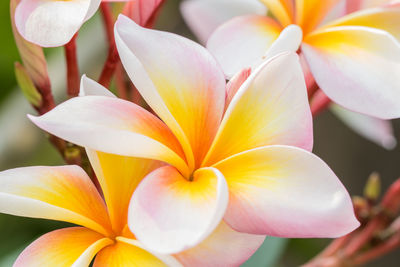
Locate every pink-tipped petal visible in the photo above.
<box><xmin>207</xmin><ymin>15</ymin><xmax>281</xmax><ymax>78</ymax></box>
<box><xmin>214</xmin><ymin>145</ymin><xmax>360</xmax><ymax>237</ymax></box>
<box><xmin>181</xmin><ymin>0</ymin><xmax>267</xmax><ymax>44</ymax></box>
<box><xmin>28</xmin><ymin>96</ymin><xmax>189</xmax><ymax>176</ymax></box>
<box><xmin>303</xmin><ymin>26</ymin><xmax>400</xmax><ymax>119</ymax></box>
<box><xmin>128</xmin><ymin>166</ymin><xmax>228</xmax><ymax>254</ymax></box>
<box><xmin>203</xmin><ymin>52</ymin><xmax>312</xmax><ymax>166</ymax></box>
<box><xmin>225</xmin><ymin>68</ymin><xmax>251</xmax><ymax>111</ymax></box>
<box><xmin>0</xmin><ymin>166</ymin><xmax>111</xmax><ymax>236</ymax></box>
<box><xmin>175</xmin><ymin>222</ymin><xmax>265</xmax><ymax>267</ymax></box>
<box><xmin>115</xmin><ymin>15</ymin><xmax>226</xmax><ymax>168</ymax></box>
<box><xmin>15</xmin><ymin>0</ymin><xmax>101</xmax><ymax>47</ymax></box>
<box><xmin>14</xmin><ymin>227</ymin><xmax>113</xmax><ymax>267</ymax></box>
<box><xmin>330</xmin><ymin>104</ymin><xmax>396</xmax><ymax>150</ymax></box>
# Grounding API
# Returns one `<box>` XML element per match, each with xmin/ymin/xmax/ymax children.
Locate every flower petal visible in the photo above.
<box><xmin>93</xmin><ymin>240</ymin><xmax>177</xmax><ymax>267</ymax></box>
<box><xmin>302</xmin><ymin>26</ymin><xmax>400</xmax><ymax>119</ymax></box>
<box><xmin>324</xmin><ymin>3</ymin><xmax>400</xmax><ymax>41</ymax></box>
<box><xmin>203</xmin><ymin>52</ymin><xmax>312</xmax><ymax>166</ymax></box>
<box><xmin>15</xmin><ymin>0</ymin><xmax>101</xmax><ymax>47</ymax></box>
<box><xmin>80</xmin><ymin>72</ymin><xmax>166</xmax><ymax>232</ymax></box>
<box><xmin>29</xmin><ymin>96</ymin><xmax>189</xmax><ymax>176</ymax></box>
<box><xmin>295</xmin><ymin>0</ymin><xmax>341</xmax><ymax>34</ymax></box>
<box><xmin>128</xmin><ymin>166</ymin><xmax>228</xmax><ymax>254</ymax></box>
<box><xmin>346</xmin><ymin>0</ymin><xmax>395</xmax><ymax>13</ymax></box>
<box><xmin>259</xmin><ymin>0</ymin><xmax>294</xmax><ymax>26</ymax></box>
<box><xmin>15</xmin><ymin>227</ymin><xmax>113</xmax><ymax>267</ymax></box>
<box><xmin>79</xmin><ymin>75</ymin><xmax>116</xmax><ymax>97</ymax></box>
<box><xmin>117</xmin><ymin>237</ymin><xmax>183</xmax><ymax>266</ymax></box>
<box><xmin>0</xmin><ymin>166</ymin><xmax>111</xmax><ymax>236</ymax></box>
<box><xmin>225</xmin><ymin>68</ymin><xmax>251</xmax><ymax>111</ymax></box>
<box><xmin>175</xmin><ymin>222</ymin><xmax>265</xmax><ymax>266</ymax></box>
<box><xmin>115</xmin><ymin>15</ymin><xmax>226</xmax><ymax>169</ymax></box>
<box><xmin>207</xmin><ymin>15</ymin><xmax>281</xmax><ymax>78</ymax></box>
<box><xmin>180</xmin><ymin>0</ymin><xmax>267</xmax><ymax>44</ymax></box>
<box><xmin>213</xmin><ymin>145</ymin><xmax>360</xmax><ymax>237</ymax></box>
<box><xmin>330</xmin><ymin>104</ymin><xmax>396</xmax><ymax>150</ymax></box>
<box><xmin>87</xmin><ymin>150</ymin><xmax>163</xmax><ymax>234</ymax></box>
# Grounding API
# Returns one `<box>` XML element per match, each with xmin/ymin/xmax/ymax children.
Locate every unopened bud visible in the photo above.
<box><xmin>10</xmin><ymin>0</ymin><xmax>51</xmax><ymax>90</ymax></box>
<box><xmin>14</xmin><ymin>62</ymin><xmax>42</xmax><ymax>107</ymax></box>
<box><xmin>364</xmin><ymin>172</ymin><xmax>381</xmax><ymax>202</ymax></box>
<box><xmin>353</xmin><ymin>196</ymin><xmax>370</xmax><ymax>221</ymax></box>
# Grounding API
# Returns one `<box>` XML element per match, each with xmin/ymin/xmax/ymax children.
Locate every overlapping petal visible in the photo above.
<box><xmin>175</xmin><ymin>222</ymin><xmax>265</xmax><ymax>266</ymax></box>
<box><xmin>214</xmin><ymin>145</ymin><xmax>360</xmax><ymax>237</ymax></box>
<box><xmin>14</xmin><ymin>227</ymin><xmax>113</xmax><ymax>267</ymax></box>
<box><xmin>330</xmin><ymin>104</ymin><xmax>396</xmax><ymax>149</ymax></box>
<box><xmin>203</xmin><ymin>52</ymin><xmax>312</xmax><ymax>166</ymax></box>
<box><xmin>324</xmin><ymin>4</ymin><xmax>400</xmax><ymax>40</ymax></box>
<box><xmin>207</xmin><ymin>15</ymin><xmax>281</xmax><ymax>78</ymax></box>
<box><xmin>0</xmin><ymin>166</ymin><xmax>111</xmax><ymax>236</ymax></box>
<box><xmin>225</xmin><ymin>68</ymin><xmax>251</xmax><ymax>111</ymax></box>
<box><xmin>93</xmin><ymin>240</ymin><xmax>176</xmax><ymax>267</ymax></box>
<box><xmin>294</xmin><ymin>0</ymin><xmax>341</xmax><ymax>34</ymax></box>
<box><xmin>181</xmin><ymin>0</ymin><xmax>267</xmax><ymax>44</ymax></box>
<box><xmin>87</xmin><ymin>151</ymin><xmax>163</xmax><ymax>234</ymax></box>
<box><xmin>302</xmin><ymin>26</ymin><xmax>400</xmax><ymax>119</ymax></box>
<box><xmin>15</xmin><ymin>0</ymin><xmax>101</xmax><ymax>47</ymax></box>
<box><xmin>115</xmin><ymin>15</ymin><xmax>226</xmax><ymax>169</ymax></box>
<box><xmin>128</xmin><ymin>166</ymin><xmax>228</xmax><ymax>254</ymax></box>
<box><xmin>28</xmin><ymin>96</ymin><xmax>189</xmax><ymax>176</ymax></box>
<box><xmin>259</xmin><ymin>0</ymin><xmax>294</xmax><ymax>26</ymax></box>
<box><xmin>117</xmin><ymin>237</ymin><xmax>184</xmax><ymax>266</ymax></box>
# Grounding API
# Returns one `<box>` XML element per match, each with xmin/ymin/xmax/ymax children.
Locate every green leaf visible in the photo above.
<box><xmin>242</xmin><ymin>237</ymin><xmax>288</xmax><ymax>267</ymax></box>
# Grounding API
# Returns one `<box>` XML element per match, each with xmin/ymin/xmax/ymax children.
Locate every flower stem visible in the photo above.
<box><xmin>98</xmin><ymin>2</ymin><xmax>119</xmax><ymax>88</ymax></box>
<box><xmin>64</xmin><ymin>34</ymin><xmax>80</xmax><ymax>97</ymax></box>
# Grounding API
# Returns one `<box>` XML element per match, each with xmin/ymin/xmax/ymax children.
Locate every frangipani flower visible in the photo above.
<box><xmin>14</xmin><ymin>0</ymin><xmax>163</xmax><ymax>47</ymax></box>
<box><xmin>0</xmin><ymin>135</ymin><xmax>264</xmax><ymax>266</ymax></box>
<box><xmin>180</xmin><ymin>0</ymin><xmax>267</xmax><ymax>44</ymax></box>
<box><xmin>195</xmin><ymin>0</ymin><xmax>400</xmax><ymax>120</ymax></box>
<box><xmin>30</xmin><ymin>15</ymin><xmax>359</xmax><ymax>255</ymax></box>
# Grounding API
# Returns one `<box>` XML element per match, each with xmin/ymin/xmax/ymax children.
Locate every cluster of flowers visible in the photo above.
<box><xmin>1</xmin><ymin>0</ymin><xmax>399</xmax><ymax>266</ymax></box>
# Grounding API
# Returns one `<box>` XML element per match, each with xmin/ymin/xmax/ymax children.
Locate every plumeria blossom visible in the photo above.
<box><xmin>29</xmin><ymin>15</ymin><xmax>359</xmax><ymax>255</ymax></box>
<box><xmin>14</xmin><ymin>0</ymin><xmax>163</xmax><ymax>47</ymax></box>
<box><xmin>180</xmin><ymin>0</ymin><xmax>267</xmax><ymax>44</ymax></box>
<box><xmin>181</xmin><ymin>0</ymin><xmax>398</xmax><ymax>149</ymax></box>
<box><xmin>197</xmin><ymin>0</ymin><xmax>400</xmax><ymax>120</ymax></box>
<box><xmin>0</xmin><ymin>125</ymin><xmax>264</xmax><ymax>266</ymax></box>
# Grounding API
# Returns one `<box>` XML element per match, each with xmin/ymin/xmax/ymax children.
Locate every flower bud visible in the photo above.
<box><xmin>10</xmin><ymin>0</ymin><xmax>51</xmax><ymax>90</ymax></box>
<box><xmin>364</xmin><ymin>172</ymin><xmax>381</xmax><ymax>202</ymax></box>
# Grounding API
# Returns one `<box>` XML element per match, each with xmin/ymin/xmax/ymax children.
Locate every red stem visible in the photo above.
<box><xmin>64</xmin><ymin>34</ymin><xmax>80</xmax><ymax>97</ymax></box>
<box><xmin>115</xmin><ymin>63</ymin><xmax>129</xmax><ymax>100</ymax></box>
<box><xmin>98</xmin><ymin>3</ymin><xmax>119</xmax><ymax>88</ymax></box>
<box><xmin>351</xmin><ymin>232</ymin><xmax>400</xmax><ymax>265</ymax></box>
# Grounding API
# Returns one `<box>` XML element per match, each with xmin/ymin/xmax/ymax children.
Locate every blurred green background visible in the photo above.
<box><xmin>0</xmin><ymin>0</ymin><xmax>399</xmax><ymax>266</ymax></box>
